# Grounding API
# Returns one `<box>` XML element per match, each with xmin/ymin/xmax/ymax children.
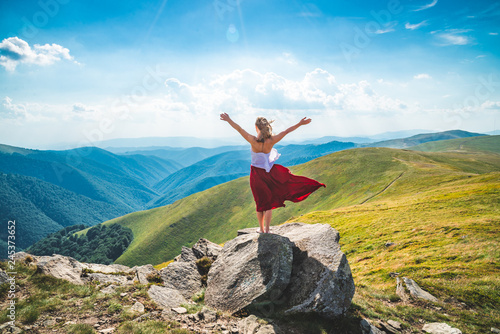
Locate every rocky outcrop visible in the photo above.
<box><xmin>160</xmin><ymin>238</ymin><xmax>223</xmax><ymax>300</ymax></box>
<box><xmin>192</xmin><ymin>238</ymin><xmax>222</xmax><ymax>261</ymax></box>
<box><xmin>132</xmin><ymin>264</ymin><xmax>159</xmax><ymax>285</ymax></box>
<box><xmin>0</xmin><ymin>269</ymin><xmax>10</xmax><ymax>285</ymax></box>
<box><xmin>237</xmin><ymin>222</ymin><xmax>355</xmax><ymax>317</ymax></box>
<box><xmin>147</xmin><ymin>285</ymin><xmax>188</xmax><ymax>309</ymax></box>
<box><xmin>238</xmin><ymin>315</ymin><xmax>279</xmax><ymax>334</ymax></box>
<box><xmin>205</xmin><ymin>233</ymin><xmax>294</xmax><ymax>313</ymax></box>
<box><xmin>36</xmin><ymin>254</ymin><xmax>87</xmax><ymax>285</ymax></box>
<box><xmin>160</xmin><ymin>261</ymin><xmax>203</xmax><ymax>299</ymax></box>
<box><xmin>403</xmin><ymin>277</ymin><xmax>438</xmax><ymax>302</ymax></box>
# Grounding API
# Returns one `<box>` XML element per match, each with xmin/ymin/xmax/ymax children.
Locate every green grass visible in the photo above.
<box><xmin>410</xmin><ymin>134</ymin><xmax>500</xmax><ymax>154</ymax></box>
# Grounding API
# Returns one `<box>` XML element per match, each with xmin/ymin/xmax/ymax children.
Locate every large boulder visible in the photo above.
<box><xmin>160</xmin><ymin>261</ymin><xmax>203</xmax><ymax>299</ymax></box>
<box><xmin>36</xmin><ymin>254</ymin><xmax>86</xmax><ymax>285</ymax></box>
<box><xmin>132</xmin><ymin>264</ymin><xmax>159</xmax><ymax>284</ymax></box>
<box><xmin>238</xmin><ymin>222</ymin><xmax>355</xmax><ymax>317</ymax></box>
<box><xmin>192</xmin><ymin>238</ymin><xmax>222</xmax><ymax>261</ymax></box>
<box><xmin>147</xmin><ymin>285</ymin><xmax>188</xmax><ymax>309</ymax></box>
<box><xmin>205</xmin><ymin>233</ymin><xmax>294</xmax><ymax>313</ymax></box>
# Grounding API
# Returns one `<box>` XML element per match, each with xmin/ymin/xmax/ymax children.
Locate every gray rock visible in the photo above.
<box><xmin>380</xmin><ymin>320</ymin><xmax>400</xmax><ymax>333</ymax></box>
<box><xmin>84</xmin><ymin>262</ymin><xmax>131</xmax><ymax>274</ymax></box>
<box><xmin>36</xmin><ymin>254</ymin><xmax>86</xmax><ymax>285</ymax></box>
<box><xmin>387</xmin><ymin>320</ymin><xmax>402</xmax><ymax>330</ymax></box>
<box><xmin>238</xmin><ymin>315</ymin><xmax>277</xmax><ymax>334</ymax></box>
<box><xmin>205</xmin><ymin>233</ymin><xmax>294</xmax><ymax>314</ymax></box>
<box><xmin>396</xmin><ymin>277</ymin><xmax>409</xmax><ymax>302</ymax></box>
<box><xmin>130</xmin><ymin>302</ymin><xmax>145</xmax><ymax>313</ymax></box>
<box><xmin>192</xmin><ymin>238</ymin><xmax>223</xmax><ymax>261</ymax></box>
<box><xmin>133</xmin><ymin>264</ymin><xmax>159</xmax><ymax>284</ymax></box>
<box><xmin>12</xmin><ymin>252</ymin><xmax>34</xmax><ymax>262</ymax></box>
<box><xmin>86</xmin><ymin>273</ymin><xmax>133</xmax><ymax>285</ymax></box>
<box><xmin>403</xmin><ymin>277</ymin><xmax>438</xmax><ymax>302</ymax></box>
<box><xmin>198</xmin><ymin>307</ymin><xmax>217</xmax><ymax>323</ymax></box>
<box><xmin>174</xmin><ymin>246</ymin><xmax>198</xmax><ymax>263</ymax></box>
<box><xmin>100</xmin><ymin>284</ymin><xmax>117</xmax><ymax>294</ymax></box>
<box><xmin>172</xmin><ymin>307</ymin><xmax>187</xmax><ymax>314</ymax></box>
<box><xmin>147</xmin><ymin>285</ymin><xmax>188</xmax><ymax>309</ymax></box>
<box><xmin>385</xmin><ymin>242</ymin><xmax>396</xmax><ymax>247</ymax></box>
<box><xmin>268</xmin><ymin>223</ymin><xmax>355</xmax><ymax>317</ymax></box>
<box><xmin>492</xmin><ymin>328</ymin><xmax>500</xmax><ymax>334</ymax></box>
<box><xmin>0</xmin><ymin>269</ymin><xmax>11</xmax><ymax>285</ymax></box>
<box><xmin>422</xmin><ymin>323</ymin><xmax>462</xmax><ymax>334</ymax></box>
<box><xmin>160</xmin><ymin>260</ymin><xmax>203</xmax><ymax>299</ymax></box>
<box><xmin>360</xmin><ymin>319</ymin><xmax>385</xmax><ymax>334</ymax></box>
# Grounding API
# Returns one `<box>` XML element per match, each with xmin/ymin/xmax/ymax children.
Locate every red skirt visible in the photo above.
<box><xmin>250</xmin><ymin>164</ymin><xmax>326</xmax><ymax>212</ymax></box>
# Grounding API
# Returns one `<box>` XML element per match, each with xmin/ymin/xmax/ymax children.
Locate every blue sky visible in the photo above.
<box><xmin>0</xmin><ymin>0</ymin><xmax>499</xmax><ymax>148</ymax></box>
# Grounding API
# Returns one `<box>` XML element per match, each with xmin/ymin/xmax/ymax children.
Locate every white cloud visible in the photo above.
<box><xmin>433</xmin><ymin>29</ymin><xmax>473</xmax><ymax>46</ymax></box>
<box><xmin>0</xmin><ymin>37</ymin><xmax>75</xmax><ymax>71</ymax></box>
<box><xmin>405</xmin><ymin>21</ymin><xmax>427</xmax><ymax>30</ymax></box>
<box><xmin>373</xmin><ymin>22</ymin><xmax>397</xmax><ymax>34</ymax></box>
<box><xmin>413</xmin><ymin>0</ymin><xmax>438</xmax><ymax>12</ymax></box>
<box><xmin>481</xmin><ymin>101</ymin><xmax>500</xmax><ymax>109</ymax></box>
<box><xmin>490</xmin><ymin>32</ymin><xmax>498</xmax><ymax>36</ymax></box>
<box><xmin>414</xmin><ymin>73</ymin><xmax>432</xmax><ymax>80</ymax></box>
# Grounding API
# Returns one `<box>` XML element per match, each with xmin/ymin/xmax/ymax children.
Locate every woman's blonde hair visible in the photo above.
<box><xmin>255</xmin><ymin>117</ymin><xmax>274</xmax><ymax>143</ymax></box>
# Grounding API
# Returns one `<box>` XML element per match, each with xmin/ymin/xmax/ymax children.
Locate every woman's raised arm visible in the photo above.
<box><xmin>220</xmin><ymin>113</ymin><xmax>255</xmax><ymax>143</ymax></box>
<box><xmin>272</xmin><ymin>117</ymin><xmax>311</xmax><ymax>144</ymax></box>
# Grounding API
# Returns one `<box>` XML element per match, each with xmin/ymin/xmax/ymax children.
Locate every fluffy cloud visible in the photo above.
<box><xmin>0</xmin><ymin>37</ymin><xmax>75</xmax><ymax>71</ymax></box>
<box><xmin>163</xmin><ymin>68</ymin><xmax>407</xmax><ymax>117</ymax></box>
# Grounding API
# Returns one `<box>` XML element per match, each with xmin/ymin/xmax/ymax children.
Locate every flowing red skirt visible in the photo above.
<box><xmin>250</xmin><ymin>164</ymin><xmax>326</xmax><ymax>212</ymax></box>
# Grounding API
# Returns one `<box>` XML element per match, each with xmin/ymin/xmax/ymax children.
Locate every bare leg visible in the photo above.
<box><xmin>264</xmin><ymin>210</ymin><xmax>272</xmax><ymax>233</ymax></box>
<box><xmin>256</xmin><ymin>211</ymin><xmax>264</xmax><ymax>233</ymax></box>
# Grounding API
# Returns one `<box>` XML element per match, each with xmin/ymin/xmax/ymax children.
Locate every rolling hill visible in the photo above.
<box><xmin>0</xmin><ymin>173</ymin><xmax>124</xmax><ymax>252</ymax></box>
<box><xmin>364</xmin><ymin>129</ymin><xmax>486</xmax><ymax>149</ymax></box>
<box><xmin>410</xmin><ymin>134</ymin><xmax>500</xmax><ymax>154</ymax></box>
<box><xmin>0</xmin><ymin>144</ymin><xmax>181</xmax><ymax>255</ymax></box>
<box><xmin>89</xmin><ymin>135</ymin><xmax>500</xmax><ymax>268</ymax></box>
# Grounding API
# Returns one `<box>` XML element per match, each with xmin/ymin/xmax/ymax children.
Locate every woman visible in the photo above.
<box><xmin>220</xmin><ymin>113</ymin><xmax>326</xmax><ymax>233</ymax></box>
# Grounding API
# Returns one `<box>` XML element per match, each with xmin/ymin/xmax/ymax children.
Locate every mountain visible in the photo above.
<box><xmin>0</xmin><ymin>144</ymin><xmax>182</xmax><ymax>253</ymax></box>
<box><xmin>410</xmin><ymin>134</ymin><xmax>500</xmax><ymax>154</ymax></box>
<box><xmin>364</xmin><ymin>129</ymin><xmax>486</xmax><ymax>149</ymax></box>
<box><xmin>115</xmin><ymin>145</ymin><xmax>248</xmax><ymax>167</ymax></box>
<box><xmin>0</xmin><ymin>173</ymin><xmax>124</xmax><ymax>252</ymax></box>
<box><xmin>90</xmin><ymin>135</ymin><xmax>500</xmax><ymax>267</ymax></box>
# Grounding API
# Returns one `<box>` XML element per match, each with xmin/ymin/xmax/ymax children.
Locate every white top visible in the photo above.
<box><xmin>251</xmin><ymin>147</ymin><xmax>281</xmax><ymax>173</ymax></box>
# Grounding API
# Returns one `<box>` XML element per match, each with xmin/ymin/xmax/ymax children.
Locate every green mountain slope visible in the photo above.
<box><xmin>410</xmin><ymin>134</ymin><xmax>500</xmax><ymax>154</ymax></box>
<box><xmin>0</xmin><ymin>173</ymin><xmax>124</xmax><ymax>253</ymax></box>
<box><xmin>98</xmin><ymin>137</ymin><xmax>500</xmax><ymax>267</ymax></box>
<box><xmin>364</xmin><ymin>129</ymin><xmax>485</xmax><ymax>149</ymax></box>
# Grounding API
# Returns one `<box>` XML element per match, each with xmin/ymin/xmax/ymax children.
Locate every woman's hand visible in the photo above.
<box><xmin>299</xmin><ymin>117</ymin><xmax>312</xmax><ymax>126</ymax></box>
<box><xmin>220</xmin><ymin>113</ymin><xmax>231</xmax><ymax>122</ymax></box>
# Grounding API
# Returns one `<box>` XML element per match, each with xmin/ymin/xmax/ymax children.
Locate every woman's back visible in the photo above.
<box><xmin>250</xmin><ymin>137</ymin><xmax>275</xmax><ymax>154</ymax></box>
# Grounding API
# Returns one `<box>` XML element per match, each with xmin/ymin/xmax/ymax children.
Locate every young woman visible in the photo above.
<box><xmin>219</xmin><ymin>113</ymin><xmax>326</xmax><ymax>233</ymax></box>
